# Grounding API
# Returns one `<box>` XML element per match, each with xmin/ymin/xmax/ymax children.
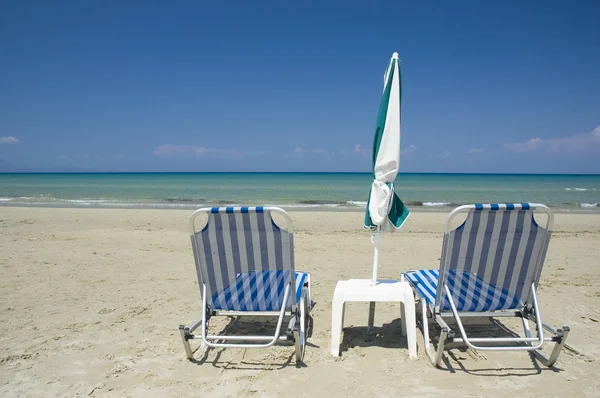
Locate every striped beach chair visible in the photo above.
<box><xmin>405</xmin><ymin>203</ymin><xmax>570</xmax><ymax>368</ymax></box>
<box><xmin>179</xmin><ymin>206</ymin><xmax>312</xmax><ymax>363</ymax></box>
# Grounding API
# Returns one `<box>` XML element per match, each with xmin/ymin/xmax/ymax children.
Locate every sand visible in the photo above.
<box><xmin>1</xmin><ymin>207</ymin><xmax>599</xmax><ymax>397</ymax></box>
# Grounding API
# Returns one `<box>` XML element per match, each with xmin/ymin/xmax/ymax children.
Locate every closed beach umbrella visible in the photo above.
<box><xmin>364</xmin><ymin>52</ymin><xmax>410</xmax><ymax>283</ymax></box>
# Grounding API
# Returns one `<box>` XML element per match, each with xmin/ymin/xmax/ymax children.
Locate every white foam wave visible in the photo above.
<box><xmin>565</xmin><ymin>188</ymin><xmax>588</xmax><ymax>191</ymax></box>
<box><xmin>346</xmin><ymin>201</ymin><xmax>367</xmax><ymax>207</ymax></box>
<box><xmin>67</xmin><ymin>199</ymin><xmax>111</xmax><ymax>204</ymax></box>
<box><xmin>580</xmin><ymin>203</ymin><xmax>597</xmax><ymax>208</ymax></box>
<box><xmin>0</xmin><ymin>197</ymin><xmax>13</xmax><ymax>202</ymax></box>
<box><xmin>423</xmin><ymin>202</ymin><xmax>451</xmax><ymax>207</ymax></box>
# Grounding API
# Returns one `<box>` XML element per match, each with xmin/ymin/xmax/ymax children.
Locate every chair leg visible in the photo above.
<box><xmin>545</xmin><ymin>326</ymin><xmax>570</xmax><ymax>367</ymax></box>
<box><xmin>306</xmin><ymin>274</ymin><xmax>313</xmax><ymax>311</ymax></box>
<box><xmin>421</xmin><ymin>300</ymin><xmax>431</xmax><ymax>353</ymax></box>
<box><xmin>419</xmin><ymin>300</ymin><xmax>448</xmax><ymax>368</ymax></box>
<box><xmin>293</xmin><ymin>324</ymin><xmax>302</xmax><ymax>363</ymax></box>
<box><xmin>295</xmin><ymin>291</ymin><xmax>308</xmax><ymax>363</ymax></box>
<box><xmin>532</xmin><ymin>325</ymin><xmax>570</xmax><ymax>367</ymax></box>
<box><xmin>421</xmin><ymin>301</ymin><xmax>435</xmax><ymax>364</ymax></box>
<box><xmin>521</xmin><ymin>316</ymin><xmax>533</xmax><ymax>338</ymax></box>
<box><xmin>179</xmin><ymin>325</ymin><xmax>194</xmax><ymax>360</ymax></box>
<box><xmin>434</xmin><ymin>327</ymin><xmax>449</xmax><ymax>368</ymax></box>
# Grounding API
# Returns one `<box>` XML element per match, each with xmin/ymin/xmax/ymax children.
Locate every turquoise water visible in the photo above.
<box><xmin>0</xmin><ymin>173</ymin><xmax>599</xmax><ymax>212</ymax></box>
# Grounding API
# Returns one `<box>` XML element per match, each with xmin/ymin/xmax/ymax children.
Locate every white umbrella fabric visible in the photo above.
<box><xmin>364</xmin><ymin>52</ymin><xmax>410</xmax><ymax>284</ymax></box>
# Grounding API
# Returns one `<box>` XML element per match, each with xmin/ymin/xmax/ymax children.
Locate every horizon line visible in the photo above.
<box><xmin>1</xmin><ymin>171</ymin><xmax>600</xmax><ymax>176</ymax></box>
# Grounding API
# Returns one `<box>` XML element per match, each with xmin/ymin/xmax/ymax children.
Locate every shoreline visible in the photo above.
<box><xmin>0</xmin><ymin>203</ymin><xmax>598</xmax><ymax>214</ymax></box>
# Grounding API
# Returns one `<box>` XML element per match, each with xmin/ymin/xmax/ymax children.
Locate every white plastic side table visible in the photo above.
<box><xmin>330</xmin><ymin>278</ymin><xmax>417</xmax><ymax>359</ymax></box>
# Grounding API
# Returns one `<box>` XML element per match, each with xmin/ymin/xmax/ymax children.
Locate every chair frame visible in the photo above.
<box><xmin>410</xmin><ymin>203</ymin><xmax>570</xmax><ymax>368</ymax></box>
<box><xmin>179</xmin><ymin>206</ymin><xmax>311</xmax><ymax>363</ymax></box>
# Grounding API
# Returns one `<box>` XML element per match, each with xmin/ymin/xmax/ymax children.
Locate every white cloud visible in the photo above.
<box><xmin>340</xmin><ymin>144</ymin><xmax>367</xmax><ymax>157</ymax></box>
<box><xmin>290</xmin><ymin>146</ymin><xmax>335</xmax><ymax>158</ymax></box>
<box><xmin>402</xmin><ymin>144</ymin><xmax>417</xmax><ymax>154</ymax></box>
<box><xmin>153</xmin><ymin>145</ymin><xmax>198</xmax><ymax>157</ymax></box>
<box><xmin>503</xmin><ymin>137</ymin><xmax>542</xmax><ymax>153</ymax></box>
<box><xmin>291</xmin><ymin>147</ymin><xmax>307</xmax><ymax>158</ymax></box>
<box><xmin>431</xmin><ymin>150</ymin><xmax>450</xmax><ymax>159</ymax></box>
<box><xmin>339</xmin><ymin>143</ymin><xmax>416</xmax><ymax>157</ymax></box>
<box><xmin>311</xmin><ymin>148</ymin><xmax>332</xmax><ymax>157</ymax></box>
<box><xmin>504</xmin><ymin>125</ymin><xmax>600</xmax><ymax>154</ymax></box>
<box><xmin>0</xmin><ymin>136</ymin><xmax>19</xmax><ymax>144</ymax></box>
<box><xmin>468</xmin><ymin>147</ymin><xmax>484</xmax><ymax>154</ymax></box>
<box><xmin>353</xmin><ymin>144</ymin><xmax>370</xmax><ymax>156</ymax></box>
<box><xmin>153</xmin><ymin>144</ymin><xmax>262</xmax><ymax>158</ymax></box>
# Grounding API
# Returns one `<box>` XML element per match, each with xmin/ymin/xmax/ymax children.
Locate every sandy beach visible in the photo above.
<box><xmin>1</xmin><ymin>207</ymin><xmax>599</xmax><ymax>397</ymax></box>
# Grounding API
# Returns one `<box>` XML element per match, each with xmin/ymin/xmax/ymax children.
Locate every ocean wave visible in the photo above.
<box><xmin>164</xmin><ymin>197</ymin><xmax>238</xmax><ymax>205</ymax></box>
<box><xmin>280</xmin><ymin>203</ymin><xmax>323</xmax><ymax>208</ymax></box>
<box><xmin>403</xmin><ymin>201</ymin><xmax>456</xmax><ymax>207</ymax></box>
<box><xmin>346</xmin><ymin>201</ymin><xmax>367</xmax><ymax>207</ymax></box>
<box><xmin>297</xmin><ymin>200</ymin><xmax>346</xmax><ymax>205</ymax></box>
<box><xmin>67</xmin><ymin>199</ymin><xmax>114</xmax><ymax>204</ymax></box>
<box><xmin>206</xmin><ymin>199</ymin><xmax>237</xmax><ymax>204</ymax></box>
<box><xmin>565</xmin><ymin>188</ymin><xmax>588</xmax><ymax>191</ymax></box>
<box><xmin>2</xmin><ymin>195</ymin><xmax>599</xmax><ymax>212</ymax></box>
<box><xmin>423</xmin><ymin>202</ymin><xmax>452</xmax><ymax>207</ymax></box>
<box><xmin>164</xmin><ymin>197</ymin><xmax>205</xmax><ymax>203</ymax></box>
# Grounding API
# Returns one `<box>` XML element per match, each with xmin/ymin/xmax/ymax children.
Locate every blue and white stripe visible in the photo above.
<box><xmin>407</xmin><ymin>203</ymin><xmax>551</xmax><ymax>312</ymax></box>
<box><xmin>211</xmin><ymin>271</ymin><xmax>308</xmax><ymax>311</ymax></box>
<box><xmin>406</xmin><ymin>269</ymin><xmax>522</xmax><ymax>311</ymax></box>
<box><xmin>191</xmin><ymin>207</ymin><xmax>301</xmax><ymax>311</ymax></box>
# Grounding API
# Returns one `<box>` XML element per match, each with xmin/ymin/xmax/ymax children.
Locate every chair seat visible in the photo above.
<box><xmin>405</xmin><ymin>269</ymin><xmax>523</xmax><ymax>312</ymax></box>
<box><xmin>211</xmin><ymin>270</ymin><xmax>308</xmax><ymax>311</ymax></box>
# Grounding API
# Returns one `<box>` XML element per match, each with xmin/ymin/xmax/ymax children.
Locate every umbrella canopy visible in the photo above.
<box><xmin>364</xmin><ymin>52</ymin><xmax>410</xmax><ymax>232</ymax></box>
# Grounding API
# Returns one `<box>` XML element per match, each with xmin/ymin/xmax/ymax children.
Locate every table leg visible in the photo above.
<box><xmin>403</xmin><ymin>290</ymin><xmax>417</xmax><ymax>359</ymax></box>
<box><xmin>367</xmin><ymin>302</ymin><xmax>376</xmax><ymax>337</ymax></box>
<box><xmin>400</xmin><ymin>301</ymin><xmax>407</xmax><ymax>337</ymax></box>
<box><xmin>330</xmin><ymin>294</ymin><xmax>345</xmax><ymax>356</ymax></box>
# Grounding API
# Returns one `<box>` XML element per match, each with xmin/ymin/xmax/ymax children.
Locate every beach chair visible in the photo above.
<box><xmin>405</xmin><ymin>203</ymin><xmax>570</xmax><ymax>368</ymax></box>
<box><xmin>179</xmin><ymin>206</ymin><xmax>312</xmax><ymax>363</ymax></box>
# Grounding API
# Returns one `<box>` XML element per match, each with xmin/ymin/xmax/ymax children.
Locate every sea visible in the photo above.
<box><xmin>0</xmin><ymin>172</ymin><xmax>598</xmax><ymax>212</ymax></box>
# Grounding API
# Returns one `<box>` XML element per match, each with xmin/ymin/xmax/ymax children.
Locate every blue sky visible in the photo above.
<box><xmin>1</xmin><ymin>0</ymin><xmax>599</xmax><ymax>173</ymax></box>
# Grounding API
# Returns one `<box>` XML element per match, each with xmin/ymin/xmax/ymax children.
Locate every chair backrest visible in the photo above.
<box><xmin>189</xmin><ymin>206</ymin><xmax>296</xmax><ymax>311</ymax></box>
<box><xmin>437</xmin><ymin>203</ymin><xmax>553</xmax><ymax>312</ymax></box>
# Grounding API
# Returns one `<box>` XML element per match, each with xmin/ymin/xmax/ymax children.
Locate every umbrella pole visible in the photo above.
<box><xmin>371</xmin><ymin>226</ymin><xmax>381</xmax><ymax>285</ymax></box>
<box><xmin>367</xmin><ymin>226</ymin><xmax>381</xmax><ymax>339</ymax></box>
